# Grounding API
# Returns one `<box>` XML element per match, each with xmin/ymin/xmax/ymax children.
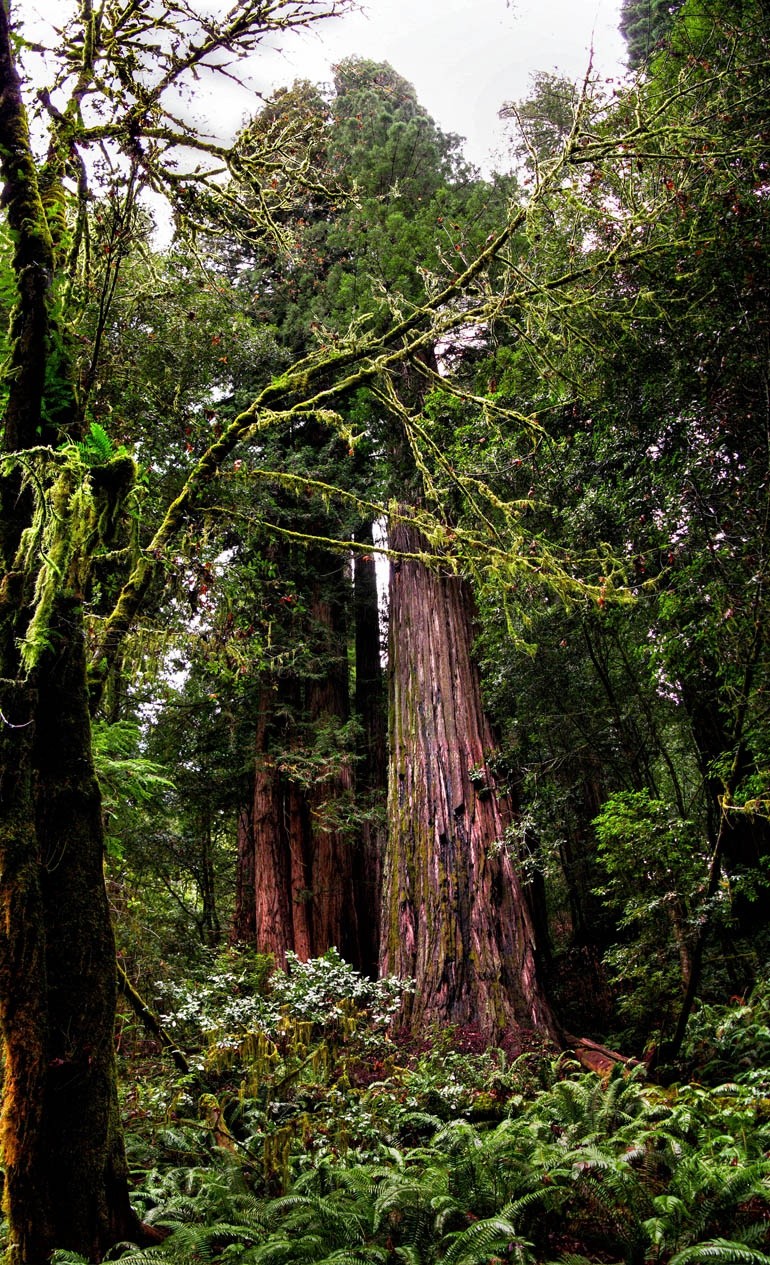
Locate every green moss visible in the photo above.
<box><xmin>5</xmin><ymin>439</ymin><xmax>138</xmax><ymax>675</ymax></box>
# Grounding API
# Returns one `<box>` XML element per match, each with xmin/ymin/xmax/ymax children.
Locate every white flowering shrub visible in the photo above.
<box><xmin>271</xmin><ymin>948</ymin><xmax>409</xmax><ymax>1028</ymax></box>
<box><xmin>158</xmin><ymin>946</ymin><xmax>409</xmax><ymax>1048</ymax></box>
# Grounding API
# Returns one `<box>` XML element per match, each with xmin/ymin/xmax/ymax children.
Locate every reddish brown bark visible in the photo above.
<box><xmin>380</xmin><ymin>520</ymin><xmax>557</xmax><ymax>1042</ymax></box>
<box><xmin>248</xmin><ymin>681</ymin><xmax>313</xmax><ymax>963</ymax></box>
<box><xmin>239</xmin><ymin>555</ymin><xmax>360</xmax><ymax>966</ymax></box>
<box><xmin>306</xmin><ymin>572</ymin><xmax>357</xmax><ymax>956</ymax></box>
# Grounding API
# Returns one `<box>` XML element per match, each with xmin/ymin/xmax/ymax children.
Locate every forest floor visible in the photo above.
<box><xmin>83</xmin><ymin>951</ymin><xmax>770</xmax><ymax>1265</ymax></box>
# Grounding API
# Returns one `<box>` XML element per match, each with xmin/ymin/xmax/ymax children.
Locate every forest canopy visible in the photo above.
<box><xmin>1</xmin><ymin>0</ymin><xmax>770</xmax><ymax>1262</ymax></box>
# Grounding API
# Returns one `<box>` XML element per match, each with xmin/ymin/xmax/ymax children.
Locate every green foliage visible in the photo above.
<box><xmin>56</xmin><ymin>1053</ymin><xmax>770</xmax><ymax>1265</ymax></box>
<box><xmin>592</xmin><ymin>790</ymin><xmax>705</xmax><ymax>1038</ymax></box>
<box><xmin>92</xmin><ymin>719</ymin><xmax>175</xmax><ymax>859</ymax></box>
<box><xmin>680</xmin><ymin>977</ymin><xmax>770</xmax><ymax>1086</ymax></box>
<box><xmin>7</xmin><ymin>0</ymin><xmax>770</xmax><ymax>1258</ymax></box>
<box><xmin>73</xmin><ymin>421</ymin><xmax>121</xmax><ymax>466</ymax></box>
<box><xmin>620</xmin><ymin>0</ymin><xmax>687</xmax><ymax>69</ymax></box>
<box><xmin>3</xmin><ymin>428</ymin><xmax>139</xmax><ymax>672</ymax></box>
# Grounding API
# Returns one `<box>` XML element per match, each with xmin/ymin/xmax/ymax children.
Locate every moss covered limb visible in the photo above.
<box><xmin>117</xmin><ymin>965</ymin><xmax>189</xmax><ymax>1074</ymax></box>
<box><xmin>0</xmin><ymin>3</ymin><xmax>56</xmax><ymax>451</ymax></box>
<box><xmin>85</xmin><ymin>107</ymin><xmax>619</xmax><ymax>710</ymax></box>
<box><xmin>85</xmin><ymin>219</ymin><xmax>523</xmax><ymax>709</ymax></box>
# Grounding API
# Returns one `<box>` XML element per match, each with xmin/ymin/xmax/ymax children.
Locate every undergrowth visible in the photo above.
<box><xmin>46</xmin><ymin>960</ymin><xmax>770</xmax><ymax>1264</ymax></box>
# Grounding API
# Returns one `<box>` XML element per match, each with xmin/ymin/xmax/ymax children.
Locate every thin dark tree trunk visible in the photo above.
<box><xmin>233</xmin><ymin>801</ymin><xmax>256</xmax><ymax>943</ymax></box>
<box><xmin>195</xmin><ymin>813</ymin><xmax>221</xmax><ymax>947</ymax></box>
<box><xmin>380</xmin><ymin>519</ymin><xmax>558</xmax><ymax>1042</ymax></box>
<box><xmin>353</xmin><ymin>524</ymin><xmax>387</xmax><ymax>977</ymax></box>
<box><xmin>681</xmin><ymin>658</ymin><xmax>770</xmax><ymax>937</ymax></box>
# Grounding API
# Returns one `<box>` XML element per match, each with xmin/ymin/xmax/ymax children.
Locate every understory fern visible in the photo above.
<box><xmin>50</xmin><ymin>1062</ymin><xmax>770</xmax><ymax>1265</ymax></box>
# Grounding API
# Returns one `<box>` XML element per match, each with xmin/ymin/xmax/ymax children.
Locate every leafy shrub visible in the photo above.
<box><xmin>592</xmin><ymin>790</ymin><xmax>708</xmax><ymax>1043</ymax></box>
<box><xmin>679</xmin><ymin>977</ymin><xmax>770</xmax><ymax>1087</ymax></box>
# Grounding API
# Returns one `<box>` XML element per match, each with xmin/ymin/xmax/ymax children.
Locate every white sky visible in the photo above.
<box><xmin>23</xmin><ymin>0</ymin><xmax>627</xmax><ymax>172</ymax></box>
<box><xmin>239</xmin><ymin>0</ymin><xmax>627</xmax><ymax>170</ymax></box>
<box><xmin>281</xmin><ymin>0</ymin><xmax>624</xmax><ymax>169</ymax></box>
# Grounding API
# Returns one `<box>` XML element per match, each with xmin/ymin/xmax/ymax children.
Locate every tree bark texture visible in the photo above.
<box><xmin>0</xmin><ymin>13</ymin><xmax>144</xmax><ymax>1255</ymax></box>
<box><xmin>250</xmin><ymin>681</ymin><xmax>313</xmax><ymax>963</ymax></box>
<box><xmin>241</xmin><ymin>554</ymin><xmax>361</xmax><ymax>966</ymax></box>
<box><xmin>380</xmin><ymin>519</ymin><xmax>557</xmax><ymax>1042</ymax></box>
<box><xmin>0</xmin><ymin>602</ymin><xmax>143</xmax><ymax>1263</ymax></box>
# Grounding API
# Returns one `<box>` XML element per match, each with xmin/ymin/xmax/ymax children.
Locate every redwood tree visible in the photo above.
<box><xmin>0</xmin><ymin>4</ymin><xmax>643</xmax><ymax>1248</ymax></box>
<box><xmin>238</xmin><ymin>548</ymin><xmax>361</xmax><ymax>965</ymax></box>
<box><xmin>381</xmin><ymin>520</ymin><xmax>558</xmax><ymax>1041</ymax></box>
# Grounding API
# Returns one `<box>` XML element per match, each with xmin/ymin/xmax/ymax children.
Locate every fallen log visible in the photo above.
<box><xmin>564</xmin><ymin>1032</ymin><xmax>637</xmax><ymax>1077</ymax></box>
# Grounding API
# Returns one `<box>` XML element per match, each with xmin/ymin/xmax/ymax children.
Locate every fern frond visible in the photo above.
<box><xmin>314</xmin><ymin>1249</ymin><xmax>389</xmax><ymax>1265</ymax></box>
<box><xmin>250</xmin><ymin>1232</ymin><xmax>325</xmax><ymax>1264</ymax></box>
<box><xmin>432</xmin><ymin>1120</ymin><xmax>484</xmax><ymax>1153</ymax></box>
<box><xmin>75</xmin><ymin>421</ymin><xmax>115</xmax><ymax>465</ymax></box>
<box><xmin>442</xmin><ymin>1214</ymin><xmax>530</xmax><ymax>1265</ymax></box>
<box><xmin>669</xmin><ymin>1239</ymin><xmax>770</xmax><ymax>1265</ymax></box>
<box><xmin>392</xmin><ymin>1248</ymin><xmax>422</xmax><ymax>1265</ymax></box>
<box><xmin>506</xmin><ymin>1186</ymin><xmax>562</xmax><ymax>1222</ymax></box>
<box><xmin>542</xmin><ymin>1255</ymin><xmax>599</xmax><ymax>1265</ymax></box>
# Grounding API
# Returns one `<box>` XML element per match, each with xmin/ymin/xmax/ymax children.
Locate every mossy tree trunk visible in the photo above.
<box><xmin>0</xmin><ymin>12</ymin><xmax>144</xmax><ymax>1258</ymax></box>
<box><xmin>380</xmin><ymin>519</ymin><xmax>557</xmax><ymax>1042</ymax></box>
<box><xmin>0</xmin><ymin>604</ymin><xmax>146</xmax><ymax>1261</ymax></box>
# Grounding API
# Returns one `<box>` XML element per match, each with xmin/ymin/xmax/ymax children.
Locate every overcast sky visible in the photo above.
<box><xmin>252</xmin><ymin>0</ymin><xmax>628</xmax><ymax>170</ymax></box>
<box><xmin>24</xmin><ymin>0</ymin><xmax>627</xmax><ymax>172</ymax></box>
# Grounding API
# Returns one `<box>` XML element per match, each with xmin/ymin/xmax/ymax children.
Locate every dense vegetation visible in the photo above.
<box><xmin>60</xmin><ymin>956</ymin><xmax>770</xmax><ymax>1265</ymax></box>
<box><xmin>1</xmin><ymin>0</ymin><xmax>770</xmax><ymax>1260</ymax></box>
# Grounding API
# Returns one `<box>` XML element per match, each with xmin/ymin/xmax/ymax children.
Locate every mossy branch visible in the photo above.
<box><xmin>117</xmin><ymin>965</ymin><xmax>189</xmax><ymax>1075</ymax></box>
<box><xmin>0</xmin><ymin>3</ymin><xmax>56</xmax><ymax>450</ymax></box>
<box><xmin>3</xmin><ymin>441</ymin><xmax>138</xmax><ymax>676</ymax></box>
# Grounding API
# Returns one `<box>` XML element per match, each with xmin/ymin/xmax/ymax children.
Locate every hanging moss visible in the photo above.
<box><xmin>3</xmin><ymin>442</ymin><xmax>137</xmax><ymax>675</ymax></box>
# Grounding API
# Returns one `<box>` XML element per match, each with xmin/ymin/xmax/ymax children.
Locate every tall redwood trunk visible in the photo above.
<box><xmin>246</xmin><ymin>682</ymin><xmax>312</xmax><ymax>962</ymax></box>
<box><xmin>380</xmin><ymin>520</ymin><xmax>557</xmax><ymax>1042</ymax></box>
<box><xmin>240</xmin><ymin>553</ymin><xmax>360</xmax><ymax>966</ymax></box>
